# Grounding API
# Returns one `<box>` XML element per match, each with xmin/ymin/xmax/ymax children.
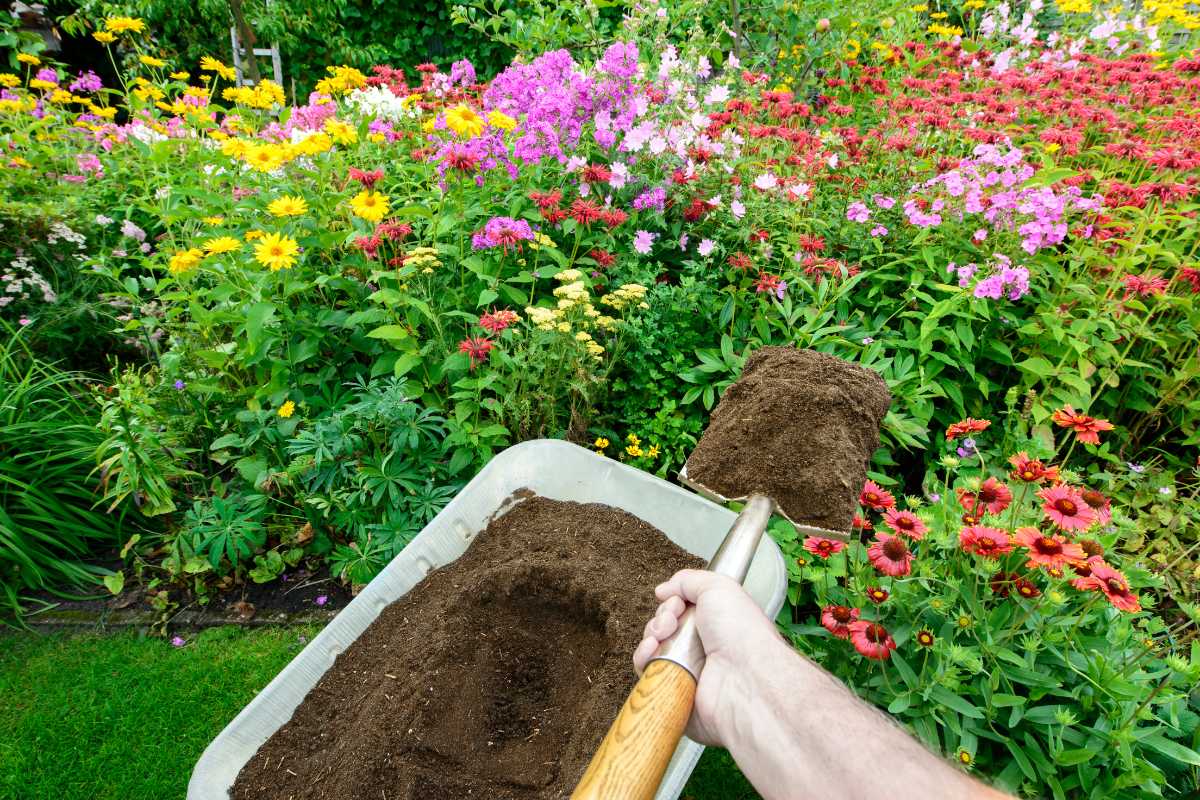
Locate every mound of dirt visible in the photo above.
<box><xmin>231</xmin><ymin>496</ymin><xmax>702</xmax><ymax>800</ymax></box>
<box><xmin>685</xmin><ymin>347</ymin><xmax>891</xmax><ymax>533</ymax></box>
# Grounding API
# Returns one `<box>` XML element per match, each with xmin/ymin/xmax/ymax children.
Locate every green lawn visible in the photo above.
<box><xmin>0</xmin><ymin>627</ymin><xmax>759</xmax><ymax>800</ymax></box>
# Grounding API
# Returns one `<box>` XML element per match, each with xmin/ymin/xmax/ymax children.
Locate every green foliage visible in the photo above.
<box><xmin>0</xmin><ymin>329</ymin><xmax>124</xmax><ymax>620</ymax></box>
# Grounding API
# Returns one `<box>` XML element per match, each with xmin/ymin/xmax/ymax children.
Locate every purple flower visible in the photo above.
<box><xmin>698</xmin><ymin>239</ymin><xmax>715</xmax><ymax>257</ymax></box>
<box><xmin>973</xmin><ymin>228</ymin><xmax>988</xmax><ymax>242</ymax></box>
<box><xmin>69</xmin><ymin>70</ymin><xmax>103</xmax><ymax>93</ymax></box>
<box><xmin>471</xmin><ymin>216</ymin><xmax>535</xmax><ymax>250</ymax></box>
<box><xmin>873</xmin><ymin>194</ymin><xmax>896</xmax><ymax>209</ymax></box>
<box><xmin>869</xmin><ymin>225</ymin><xmax>888</xmax><ymax>237</ymax></box>
<box><xmin>730</xmin><ymin>200</ymin><xmax>746</xmax><ymax>220</ymax></box>
<box><xmin>170</xmin><ymin>636</ymin><xmax>186</xmax><ymax>647</ymax></box>
<box><xmin>632</xmin><ymin>186</ymin><xmax>666</xmax><ymax>213</ymax></box>
<box><xmin>1127</xmin><ymin>462</ymin><xmax>1145</xmax><ymax>474</ymax></box>
<box><xmin>315</xmin><ymin>595</ymin><xmax>329</xmax><ymax>606</ymax></box>
<box><xmin>632</xmin><ymin>229</ymin><xmax>656</xmax><ymax>254</ymax></box>
<box><xmin>448</xmin><ymin>59</ymin><xmax>477</xmax><ymax>88</ymax></box>
<box><xmin>846</xmin><ymin>202</ymin><xmax>871</xmax><ymax>223</ymax></box>
<box><xmin>35</xmin><ymin>68</ymin><xmax>59</xmax><ymax>85</ymax></box>
<box><xmin>174</xmin><ymin>379</ymin><xmax>186</xmax><ymax>390</ymax></box>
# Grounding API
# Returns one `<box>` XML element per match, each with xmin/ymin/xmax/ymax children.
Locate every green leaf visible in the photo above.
<box><xmin>990</xmin><ymin>694</ymin><xmax>1027</xmax><ymax>708</ymax></box>
<box><xmin>1055</xmin><ymin>748</ymin><xmax>1098</xmax><ymax>766</ymax></box>
<box><xmin>1006</xmin><ymin>739</ymin><xmax>1037</xmax><ymax>781</ymax></box>
<box><xmin>477</xmin><ymin>288</ymin><xmax>499</xmax><ymax>307</ymax></box>
<box><xmin>367</xmin><ymin>324</ymin><xmax>410</xmax><ymax>342</ymax></box>
<box><xmin>929</xmin><ymin>686</ymin><xmax>984</xmax><ymax>719</ymax></box>
<box><xmin>887</xmin><ymin>694</ymin><xmax>912</xmax><ymax>714</ymax></box>
<box><xmin>102</xmin><ymin>572</ymin><xmax>125</xmax><ymax>595</ymax></box>
<box><xmin>1141</xmin><ymin>733</ymin><xmax>1200</xmax><ymax>766</ymax></box>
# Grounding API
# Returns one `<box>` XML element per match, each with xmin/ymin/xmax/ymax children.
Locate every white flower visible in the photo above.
<box><xmin>703</xmin><ymin>85</ymin><xmax>730</xmax><ymax>106</ymax></box>
<box><xmin>753</xmin><ymin>172</ymin><xmax>778</xmax><ymax>191</ymax></box>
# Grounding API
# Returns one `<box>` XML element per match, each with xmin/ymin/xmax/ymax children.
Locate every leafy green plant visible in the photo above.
<box><xmin>0</xmin><ymin>327</ymin><xmax>125</xmax><ymax>619</ymax></box>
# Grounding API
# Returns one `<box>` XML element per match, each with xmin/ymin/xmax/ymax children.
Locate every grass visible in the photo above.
<box><xmin>0</xmin><ymin>627</ymin><xmax>759</xmax><ymax>800</ymax></box>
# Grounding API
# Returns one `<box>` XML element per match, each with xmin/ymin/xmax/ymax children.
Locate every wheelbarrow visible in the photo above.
<box><xmin>188</xmin><ymin>439</ymin><xmax>788</xmax><ymax>800</ymax></box>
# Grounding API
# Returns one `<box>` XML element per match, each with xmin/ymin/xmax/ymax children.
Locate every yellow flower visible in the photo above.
<box><xmin>908</xmin><ymin>3</ymin><xmax>929</xmax><ymax>11</ymax></box>
<box><xmin>956</xmin><ymin>614</ymin><xmax>973</xmax><ymax>629</ymax></box>
<box><xmin>0</xmin><ymin>74</ymin><xmax>18</xmax><ymax>88</ymax></box>
<box><xmin>930</xmin><ymin>11</ymin><xmax>948</xmax><ymax>19</ymax></box>
<box><xmin>593</xmin><ymin>437</ymin><xmax>610</xmax><ymax>449</ymax></box>
<box><xmin>349</xmin><ymin>190</ymin><xmax>389</xmax><ymax>223</ymax></box>
<box><xmin>312</xmin><ymin>65</ymin><xmax>366</xmax><ymax>95</ymax></box>
<box><xmin>1044</xmin><ymin>142</ymin><xmax>1061</xmax><ymax>154</ymax></box>
<box><xmin>244</xmin><ymin>229</ymin><xmax>266</xmax><ymax>241</ymax></box>
<box><xmin>92</xmin><ymin>31</ymin><xmax>116</xmax><ymax>44</ymax></box>
<box><xmin>956</xmin><ymin>750</ymin><xmax>973</xmax><ymax>766</ymax></box>
<box><xmin>92</xmin><ymin>105</ymin><xmax>117</xmax><ymax>119</ymax></box>
<box><xmin>168</xmin><ymin>248</ymin><xmax>204</xmax><ymax>275</ymax></box>
<box><xmin>277</xmin><ymin>400</ymin><xmax>296</xmax><ymax>418</ymax></box>
<box><xmin>8</xmin><ymin>156</ymin><xmax>31</xmax><ymax>168</ymax></box>
<box><xmin>169</xmin><ymin>71</ymin><xmax>191</xmax><ymax>81</ymax></box>
<box><xmin>626</xmin><ymin>433</ymin><xmax>641</xmax><ymax>446</ymax></box>
<box><xmin>487</xmin><ymin>109</ymin><xmax>517</xmax><ymax>131</ymax></box>
<box><xmin>105</xmin><ymin>17</ymin><xmax>147</xmax><ymax>34</ymax></box>
<box><xmin>139</xmin><ymin>55</ymin><xmax>167</xmax><ymax>68</ymax></box>
<box><xmin>202</xmin><ymin>215</ymin><xmax>225</xmax><ymax>225</ymax></box>
<box><xmin>267</xmin><ymin>195</ymin><xmax>309</xmax><ymax>217</ymax></box>
<box><xmin>647</xmin><ymin>444</ymin><xmax>661</xmax><ymax>458</ymax></box>
<box><xmin>243</xmin><ymin>142</ymin><xmax>285</xmax><ymax>172</ymax></box>
<box><xmin>445</xmin><ymin>104</ymin><xmax>484</xmax><ymax>138</ymax></box>
<box><xmin>29</xmin><ymin>79</ymin><xmax>56</xmax><ymax>92</ymax></box>
<box><xmin>626</xmin><ymin>443</ymin><xmax>644</xmax><ymax>457</ymax></box>
<box><xmin>202</xmin><ymin>236</ymin><xmax>241</xmax><ymax>255</ymax></box>
<box><xmin>323</xmin><ymin>117</ymin><xmax>357</xmax><ymax>144</ymax></box>
<box><xmin>199</xmin><ymin>56</ymin><xmax>236</xmax><ymax>82</ymax></box>
<box><xmin>16</xmin><ymin>53</ymin><xmax>41</xmax><ymax>66</ymax></box>
<box><xmin>254</xmin><ymin>232</ymin><xmax>300</xmax><ymax>271</ymax></box>
<box><xmin>292</xmin><ymin>132</ymin><xmax>333</xmax><ymax>156</ymax></box>
<box><xmin>401</xmin><ymin>92</ymin><xmax>423</xmax><ymax>109</ymax></box>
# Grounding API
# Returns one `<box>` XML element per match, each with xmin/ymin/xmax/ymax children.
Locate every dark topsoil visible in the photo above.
<box><xmin>685</xmin><ymin>347</ymin><xmax>891</xmax><ymax>533</ymax></box>
<box><xmin>231</xmin><ymin>496</ymin><xmax>703</xmax><ymax>800</ymax></box>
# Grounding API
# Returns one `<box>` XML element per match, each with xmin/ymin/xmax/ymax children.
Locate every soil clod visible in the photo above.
<box><xmin>231</xmin><ymin>497</ymin><xmax>701</xmax><ymax>800</ymax></box>
<box><xmin>685</xmin><ymin>346</ymin><xmax>892</xmax><ymax>533</ymax></box>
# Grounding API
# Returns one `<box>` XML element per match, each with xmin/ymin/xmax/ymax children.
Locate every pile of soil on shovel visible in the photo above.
<box><xmin>231</xmin><ymin>497</ymin><xmax>702</xmax><ymax>800</ymax></box>
<box><xmin>685</xmin><ymin>346</ymin><xmax>891</xmax><ymax>533</ymax></box>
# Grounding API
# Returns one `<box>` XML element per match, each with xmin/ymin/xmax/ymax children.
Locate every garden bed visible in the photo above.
<box><xmin>231</xmin><ymin>496</ymin><xmax>702</xmax><ymax>799</ymax></box>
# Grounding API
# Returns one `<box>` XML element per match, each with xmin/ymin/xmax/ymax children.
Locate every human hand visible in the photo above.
<box><xmin>632</xmin><ymin>568</ymin><xmax>785</xmax><ymax>747</ymax></box>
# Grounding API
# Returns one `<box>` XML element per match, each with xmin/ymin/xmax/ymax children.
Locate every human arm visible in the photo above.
<box><xmin>632</xmin><ymin>569</ymin><xmax>1012</xmax><ymax>800</ymax></box>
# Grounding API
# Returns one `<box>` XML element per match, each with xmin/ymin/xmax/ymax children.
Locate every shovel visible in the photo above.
<box><xmin>570</xmin><ymin>472</ymin><xmax>851</xmax><ymax>800</ymax></box>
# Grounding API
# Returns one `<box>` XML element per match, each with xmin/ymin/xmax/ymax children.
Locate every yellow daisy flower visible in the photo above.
<box><xmin>201</xmin><ymin>215</ymin><xmax>225</xmax><ymax>225</ymax></box>
<box><xmin>139</xmin><ymin>55</ymin><xmax>167</xmax><ymax>68</ymax></box>
<box><xmin>445</xmin><ymin>104</ymin><xmax>484</xmax><ymax>138</ymax></box>
<box><xmin>254</xmin><ymin>232</ymin><xmax>299</xmax><ymax>271</ymax></box>
<box><xmin>169</xmin><ymin>71</ymin><xmax>191</xmax><ymax>81</ymax></box>
<box><xmin>202</xmin><ymin>236</ymin><xmax>241</xmax><ymax>255</ymax></box>
<box><xmin>0</xmin><ymin>74</ymin><xmax>19</xmax><ymax>88</ymax></box>
<box><xmin>323</xmin><ymin>117</ymin><xmax>357</xmax><ymax>144</ymax></box>
<box><xmin>243</xmin><ymin>142</ymin><xmax>285</xmax><ymax>172</ymax></box>
<box><xmin>349</xmin><ymin>190</ymin><xmax>389</xmax><ymax>223</ymax></box>
<box><xmin>267</xmin><ymin>195</ymin><xmax>309</xmax><ymax>217</ymax></box>
<box><xmin>104</xmin><ymin>16</ymin><xmax>147</xmax><ymax>34</ymax></box>
<box><xmin>168</xmin><ymin>248</ymin><xmax>204</xmax><ymax>275</ymax></box>
<box><xmin>487</xmin><ymin>110</ymin><xmax>517</xmax><ymax>131</ymax></box>
<box><xmin>16</xmin><ymin>53</ymin><xmax>41</xmax><ymax>66</ymax></box>
<box><xmin>277</xmin><ymin>400</ymin><xmax>296</xmax><ymax>418</ymax></box>
<box><xmin>244</xmin><ymin>229</ymin><xmax>266</xmax><ymax>241</ymax></box>
<box><xmin>93</xmin><ymin>31</ymin><xmax>116</xmax><ymax>44</ymax></box>
<box><xmin>199</xmin><ymin>55</ymin><xmax>236</xmax><ymax>82</ymax></box>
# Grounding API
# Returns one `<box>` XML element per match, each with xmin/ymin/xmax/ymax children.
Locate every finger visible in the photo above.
<box><xmin>632</xmin><ymin>636</ymin><xmax>659</xmax><ymax>675</ymax></box>
<box><xmin>655</xmin><ymin>568</ymin><xmax>727</xmax><ymax>605</ymax></box>
<box><xmin>646</xmin><ymin>605</ymin><xmax>681</xmax><ymax>641</ymax></box>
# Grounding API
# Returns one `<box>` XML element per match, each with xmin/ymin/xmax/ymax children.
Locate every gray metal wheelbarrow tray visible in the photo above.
<box><xmin>188</xmin><ymin>439</ymin><xmax>788</xmax><ymax>800</ymax></box>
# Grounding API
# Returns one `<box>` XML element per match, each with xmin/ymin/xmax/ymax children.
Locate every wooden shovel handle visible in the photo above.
<box><xmin>571</xmin><ymin>659</ymin><xmax>696</xmax><ymax>800</ymax></box>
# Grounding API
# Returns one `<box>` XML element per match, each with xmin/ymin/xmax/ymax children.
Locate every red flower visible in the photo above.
<box><xmin>442</xmin><ymin>144</ymin><xmax>480</xmax><ymax>173</ymax></box>
<box><xmin>569</xmin><ymin>198</ymin><xmax>604</xmax><ymax>225</ymax></box>
<box><xmin>1051</xmin><ymin>406</ymin><xmax>1114</xmax><ymax>446</ymax></box>
<box><xmin>478</xmin><ymin>309</ymin><xmax>519</xmax><ymax>334</ymax></box>
<box><xmin>588</xmin><ymin>248</ymin><xmax>615</xmax><ymax>268</ymax></box>
<box><xmin>457</xmin><ymin>336</ymin><xmax>494</xmax><ymax>368</ymax></box>
<box><xmin>1008</xmin><ymin>451</ymin><xmax>1051</xmax><ymax>483</ymax></box>
<box><xmin>529</xmin><ymin>189</ymin><xmax>563</xmax><ymax>210</ymax></box>
<box><xmin>1179</xmin><ymin>266</ymin><xmax>1200</xmax><ymax>293</ymax></box>
<box><xmin>881</xmin><ymin>509</ymin><xmax>927</xmax><ymax>540</ymax></box>
<box><xmin>804</xmin><ymin>536</ymin><xmax>846</xmax><ymax>559</ymax></box>
<box><xmin>1080</xmin><ymin>489</ymin><xmax>1112</xmax><ymax>526</ymax></box>
<box><xmin>1037</xmin><ymin>485</ymin><xmax>1097</xmax><ymax>532</ymax></box>
<box><xmin>580</xmin><ymin>163</ymin><xmax>613</xmax><ymax>183</ymax></box>
<box><xmin>1075</xmin><ymin>559</ymin><xmax>1140</xmax><ymax>612</ymax></box>
<box><xmin>349</xmin><ymin>167</ymin><xmax>384</xmax><ymax>188</ymax></box>
<box><xmin>599</xmin><ymin>208</ymin><xmax>628</xmax><ymax>229</ymax></box>
<box><xmin>727</xmin><ymin>252</ymin><xmax>754</xmax><ymax>270</ymax></box>
<box><xmin>865</xmin><ymin>586</ymin><xmax>889</xmax><ymax>604</ymax></box>
<box><xmin>990</xmin><ymin>570</ymin><xmax>1019</xmax><ymax>597</ymax></box>
<box><xmin>859</xmin><ymin>480</ymin><xmax>896</xmax><ymax>511</ymax></box>
<box><xmin>915</xmin><ymin>629</ymin><xmax>935</xmax><ymax>647</ymax></box>
<box><xmin>851</xmin><ymin>513</ymin><xmax>873</xmax><ymax>531</ymax></box>
<box><xmin>1013</xmin><ymin>526</ymin><xmax>1086</xmax><ymax>570</ymax></box>
<box><xmin>1014</xmin><ymin>576</ymin><xmax>1041</xmax><ymax>599</ymax></box>
<box><xmin>1122</xmin><ymin>272</ymin><xmax>1170</xmax><ymax>299</ymax></box>
<box><xmin>848</xmin><ymin>620</ymin><xmax>896</xmax><ymax>660</ymax></box>
<box><xmin>958</xmin><ymin>526</ymin><xmax>1012</xmax><ymax>558</ymax></box>
<box><xmin>956</xmin><ymin>477</ymin><xmax>1013</xmax><ymax>516</ymax></box>
<box><xmin>946</xmin><ymin>418</ymin><xmax>991</xmax><ymax>440</ymax></box>
<box><xmin>820</xmin><ymin>605</ymin><xmax>860</xmax><ymax>639</ymax></box>
<box><xmin>868</xmin><ymin>533</ymin><xmax>913</xmax><ymax>577</ymax></box>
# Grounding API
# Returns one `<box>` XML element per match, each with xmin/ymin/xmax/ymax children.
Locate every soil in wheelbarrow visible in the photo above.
<box><xmin>685</xmin><ymin>346</ymin><xmax>892</xmax><ymax>533</ymax></box>
<box><xmin>231</xmin><ymin>496</ymin><xmax>703</xmax><ymax>800</ymax></box>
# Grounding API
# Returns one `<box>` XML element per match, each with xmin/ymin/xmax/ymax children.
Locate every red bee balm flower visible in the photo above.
<box><xmin>457</xmin><ymin>336</ymin><xmax>494</xmax><ymax>368</ymax></box>
<box><xmin>803</xmin><ymin>536</ymin><xmax>846</xmax><ymax>559</ymax></box>
<box><xmin>820</xmin><ymin>605</ymin><xmax>860</xmax><ymax>639</ymax></box>
<box><xmin>859</xmin><ymin>480</ymin><xmax>896</xmax><ymax>511</ymax></box>
<box><xmin>946</xmin><ymin>418</ymin><xmax>991</xmax><ymax>440</ymax></box>
<box><xmin>1051</xmin><ymin>406</ymin><xmax>1114</xmax><ymax>445</ymax></box>
<box><xmin>882</xmin><ymin>509</ymin><xmax>927</xmax><ymax>540</ymax></box>
<box><xmin>478</xmin><ymin>309</ymin><xmax>519</xmax><ymax>334</ymax></box>
<box><xmin>959</xmin><ymin>526</ymin><xmax>1013</xmax><ymax>558</ymax></box>
<box><xmin>956</xmin><ymin>477</ymin><xmax>1013</xmax><ymax>515</ymax></box>
<box><xmin>848</xmin><ymin>620</ymin><xmax>897</xmax><ymax>660</ymax></box>
<box><xmin>1076</xmin><ymin>560</ymin><xmax>1141</xmax><ymax>612</ymax></box>
<box><xmin>1037</xmin><ymin>485</ymin><xmax>1097</xmax><ymax>531</ymax></box>
<box><xmin>1014</xmin><ymin>526</ymin><xmax>1086</xmax><ymax>570</ymax></box>
<box><xmin>867</xmin><ymin>533</ymin><xmax>914</xmax><ymax>577</ymax></box>
<box><xmin>349</xmin><ymin>167</ymin><xmax>384</xmax><ymax>188</ymax></box>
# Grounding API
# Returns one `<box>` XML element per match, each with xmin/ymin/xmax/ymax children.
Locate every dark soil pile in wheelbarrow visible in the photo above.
<box><xmin>231</xmin><ymin>497</ymin><xmax>702</xmax><ymax>800</ymax></box>
<box><xmin>685</xmin><ymin>346</ymin><xmax>891</xmax><ymax>533</ymax></box>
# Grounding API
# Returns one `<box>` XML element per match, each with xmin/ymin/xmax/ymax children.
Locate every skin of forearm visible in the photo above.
<box><xmin>724</xmin><ymin>636</ymin><xmax>1007</xmax><ymax>800</ymax></box>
